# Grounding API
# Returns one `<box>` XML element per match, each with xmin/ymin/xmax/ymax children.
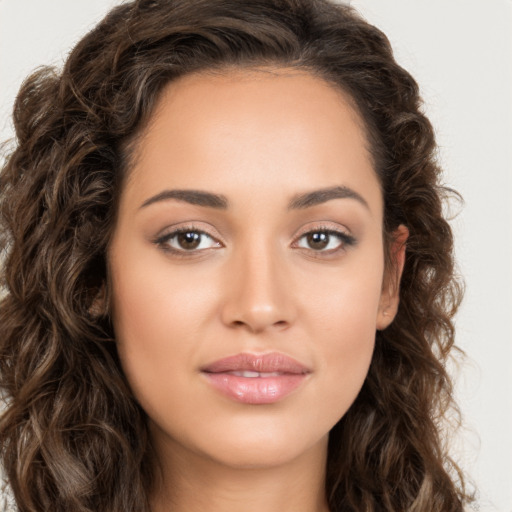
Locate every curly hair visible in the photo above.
<box><xmin>0</xmin><ymin>0</ymin><xmax>471</xmax><ymax>510</ymax></box>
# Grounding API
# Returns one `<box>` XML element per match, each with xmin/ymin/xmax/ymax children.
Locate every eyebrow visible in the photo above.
<box><xmin>139</xmin><ymin>185</ymin><xmax>369</xmax><ymax>211</ymax></box>
<box><xmin>140</xmin><ymin>189</ymin><xmax>228</xmax><ymax>209</ymax></box>
<box><xmin>288</xmin><ymin>185</ymin><xmax>369</xmax><ymax>210</ymax></box>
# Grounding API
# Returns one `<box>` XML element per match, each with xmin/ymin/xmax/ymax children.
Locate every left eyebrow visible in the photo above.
<box><xmin>288</xmin><ymin>185</ymin><xmax>369</xmax><ymax>210</ymax></box>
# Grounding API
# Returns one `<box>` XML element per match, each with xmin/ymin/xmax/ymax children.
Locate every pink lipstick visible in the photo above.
<box><xmin>201</xmin><ymin>352</ymin><xmax>310</xmax><ymax>404</ymax></box>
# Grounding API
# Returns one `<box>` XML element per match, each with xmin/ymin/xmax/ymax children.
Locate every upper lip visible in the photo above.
<box><xmin>201</xmin><ymin>352</ymin><xmax>310</xmax><ymax>375</ymax></box>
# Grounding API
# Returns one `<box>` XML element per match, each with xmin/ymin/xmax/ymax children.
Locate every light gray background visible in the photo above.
<box><xmin>1</xmin><ymin>1</ymin><xmax>511</xmax><ymax>511</ymax></box>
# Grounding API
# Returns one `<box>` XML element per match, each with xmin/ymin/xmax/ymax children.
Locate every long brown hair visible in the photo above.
<box><xmin>0</xmin><ymin>0</ymin><xmax>471</xmax><ymax>510</ymax></box>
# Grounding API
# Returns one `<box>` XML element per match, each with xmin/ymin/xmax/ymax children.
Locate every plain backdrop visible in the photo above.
<box><xmin>1</xmin><ymin>1</ymin><xmax>511</xmax><ymax>511</ymax></box>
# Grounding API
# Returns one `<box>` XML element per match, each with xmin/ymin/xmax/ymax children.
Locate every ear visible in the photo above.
<box><xmin>376</xmin><ymin>224</ymin><xmax>409</xmax><ymax>330</ymax></box>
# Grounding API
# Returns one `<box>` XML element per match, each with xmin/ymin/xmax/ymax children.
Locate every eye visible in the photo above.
<box><xmin>295</xmin><ymin>229</ymin><xmax>355</xmax><ymax>252</ymax></box>
<box><xmin>156</xmin><ymin>228</ymin><xmax>221</xmax><ymax>253</ymax></box>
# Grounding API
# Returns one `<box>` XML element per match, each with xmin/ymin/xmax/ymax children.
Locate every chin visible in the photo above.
<box><xmin>197</xmin><ymin>427</ymin><xmax>329</xmax><ymax>470</ymax></box>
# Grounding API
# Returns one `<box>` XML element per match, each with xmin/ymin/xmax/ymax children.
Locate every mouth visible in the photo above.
<box><xmin>200</xmin><ymin>352</ymin><xmax>310</xmax><ymax>405</ymax></box>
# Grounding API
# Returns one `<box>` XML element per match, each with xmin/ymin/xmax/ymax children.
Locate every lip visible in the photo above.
<box><xmin>201</xmin><ymin>352</ymin><xmax>310</xmax><ymax>405</ymax></box>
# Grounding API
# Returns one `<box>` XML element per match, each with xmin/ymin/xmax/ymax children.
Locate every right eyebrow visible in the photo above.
<box><xmin>139</xmin><ymin>189</ymin><xmax>229</xmax><ymax>210</ymax></box>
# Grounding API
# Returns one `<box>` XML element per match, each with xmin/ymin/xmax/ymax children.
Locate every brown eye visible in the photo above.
<box><xmin>296</xmin><ymin>229</ymin><xmax>355</xmax><ymax>252</ymax></box>
<box><xmin>305</xmin><ymin>232</ymin><xmax>330</xmax><ymax>250</ymax></box>
<box><xmin>177</xmin><ymin>231</ymin><xmax>201</xmax><ymax>250</ymax></box>
<box><xmin>157</xmin><ymin>228</ymin><xmax>221</xmax><ymax>253</ymax></box>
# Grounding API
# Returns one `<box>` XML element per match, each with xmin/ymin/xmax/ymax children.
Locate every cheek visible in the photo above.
<box><xmin>112</xmin><ymin>264</ymin><xmax>215</xmax><ymax>344</ymax></box>
<box><xmin>300</xmin><ymin>257</ymin><xmax>383</xmax><ymax>417</ymax></box>
<box><xmin>108</xmin><ymin>251</ymin><xmax>220</xmax><ymax>412</ymax></box>
<box><xmin>301</xmin><ymin>247</ymin><xmax>384</xmax><ymax>341</ymax></box>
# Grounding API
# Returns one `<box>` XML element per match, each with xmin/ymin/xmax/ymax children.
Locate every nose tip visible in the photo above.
<box><xmin>220</xmin><ymin>250</ymin><xmax>295</xmax><ymax>334</ymax></box>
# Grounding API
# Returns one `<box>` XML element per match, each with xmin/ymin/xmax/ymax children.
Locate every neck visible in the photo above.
<box><xmin>150</xmin><ymin>435</ymin><xmax>330</xmax><ymax>512</ymax></box>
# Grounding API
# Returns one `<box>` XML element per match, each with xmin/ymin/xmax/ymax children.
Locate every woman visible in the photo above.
<box><xmin>0</xmin><ymin>0</ymin><xmax>472</xmax><ymax>510</ymax></box>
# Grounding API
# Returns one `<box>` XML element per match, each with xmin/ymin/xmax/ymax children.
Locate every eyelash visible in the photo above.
<box><xmin>154</xmin><ymin>224</ymin><xmax>356</xmax><ymax>258</ymax></box>
<box><xmin>293</xmin><ymin>227</ymin><xmax>356</xmax><ymax>257</ymax></box>
<box><xmin>154</xmin><ymin>227</ymin><xmax>221</xmax><ymax>256</ymax></box>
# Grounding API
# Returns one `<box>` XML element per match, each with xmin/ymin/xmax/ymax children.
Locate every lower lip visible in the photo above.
<box><xmin>202</xmin><ymin>373</ymin><xmax>307</xmax><ymax>404</ymax></box>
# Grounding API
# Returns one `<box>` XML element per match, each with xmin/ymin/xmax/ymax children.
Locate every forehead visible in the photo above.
<box><xmin>123</xmin><ymin>67</ymin><xmax>382</xmax><ymax>217</ymax></box>
<box><xmin>141</xmin><ymin>67</ymin><xmax>370</xmax><ymax>159</ymax></box>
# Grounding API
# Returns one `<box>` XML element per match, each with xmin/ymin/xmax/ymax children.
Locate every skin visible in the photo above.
<box><xmin>108</xmin><ymin>67</ymin><xmax>407</xmax><ymax>512</ymax></box>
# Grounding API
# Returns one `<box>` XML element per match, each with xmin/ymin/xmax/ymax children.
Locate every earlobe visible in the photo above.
<box><xmin>376</xmin><ymin>224</ymin><xmax>409</xmax><ymax>330</ymax></box>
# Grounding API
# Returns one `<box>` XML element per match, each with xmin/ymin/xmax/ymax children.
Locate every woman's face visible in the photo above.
<box><xmin>108</xmin><ymin>68</ymin><xmax>401</xmax><ymax>469</ymax></box>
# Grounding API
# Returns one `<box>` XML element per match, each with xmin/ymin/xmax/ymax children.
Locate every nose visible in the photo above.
<box><xmin>220</xmin><ymin>243</ymin><xmax>296</xmax><ymax>334</ymax></box>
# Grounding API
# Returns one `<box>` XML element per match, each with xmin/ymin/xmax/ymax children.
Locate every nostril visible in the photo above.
<box><xmin>228</xmin><ymin>319</ymin><xmax>289</xmax><ymax>332</ymax></box>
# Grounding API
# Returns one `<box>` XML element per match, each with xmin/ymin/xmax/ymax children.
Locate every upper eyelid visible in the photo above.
<box><xmin>156</xmin><ymin>223</ymin><xmax>350</xmax><ymax>237</ymax></box>
<box><xmin>155</xmin><ymin>223</ymin><xmax>223</xmax><ymax>243</ymax></box>
<box><xmin>293</xmin><ymin>229</ymin><xmax>355</xmax><ymax>249</ymax></box>
<box><xmin>293</xmin><ymin>222</ymin><xmax>353</xmax><ymax>239</ymax></box>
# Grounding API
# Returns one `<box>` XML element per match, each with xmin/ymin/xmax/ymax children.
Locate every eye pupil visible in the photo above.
<box><xmin>307</xmin><ymin>232</ymin><xmax>329</xmax><ymax>250</ymax></box>
<box><xmin>177</xmin><ymin>232</ymin><xmax>201</xmax><ymax>250</ymax></box>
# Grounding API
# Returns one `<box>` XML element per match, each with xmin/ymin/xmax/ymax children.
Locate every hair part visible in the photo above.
<box><xmin>1</xmin><ymin>0</ymin><xmax>471</xmax><ymax>510</ymax></box>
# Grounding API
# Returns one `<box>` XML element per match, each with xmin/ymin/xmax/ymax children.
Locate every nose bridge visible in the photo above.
<box><xmin>221</xmin><ymin>234</ymin><xmax>294</xmax><ymax>332</ymax></box>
